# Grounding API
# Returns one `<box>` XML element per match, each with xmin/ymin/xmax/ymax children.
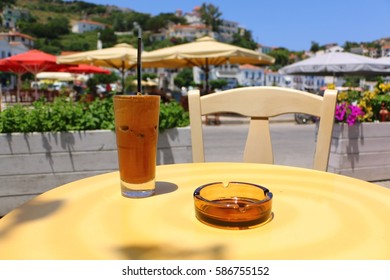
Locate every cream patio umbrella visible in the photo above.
<box><xmin>57</xmin><ymin>43</ymin><xmax>139</xmax><ymax>93</ymax></box>
<box><xmin>142</xmin><ymin>36</ymin><xmax>275</xmax><ymax>92</ymax></box>
<box><xmin>36</xmin><ymin>72</ymin><xmax>75</xmax><ymax>81</ymax></box>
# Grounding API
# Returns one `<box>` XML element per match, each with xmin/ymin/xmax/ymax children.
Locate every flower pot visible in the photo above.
<box><xmin>328</xmin><ymin>122</ymin><xmax>390</xmax><ymax>181</ymax></box>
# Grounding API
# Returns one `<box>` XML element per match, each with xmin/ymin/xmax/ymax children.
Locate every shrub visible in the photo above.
<box><xmin>0</xmin><ymin>96</ymin><xmax>189</xmax><ymax>133</ymax></box>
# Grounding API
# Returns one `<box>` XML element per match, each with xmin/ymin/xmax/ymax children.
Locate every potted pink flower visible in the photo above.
<box><xmin>335</xmin><ymin>102</ymin><xmax>364</xmax><ymax>126</ymax></box>
<box><xmin>328</xmin><ymin>81</ymin><xmax>390</xmax><ymax>182</ymax></box>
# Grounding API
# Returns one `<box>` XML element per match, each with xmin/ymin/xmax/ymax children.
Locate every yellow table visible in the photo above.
<box><xmin>0</xmin><ymin>162</ymin><xmax>389</xmax><ymax>260</ymax></box>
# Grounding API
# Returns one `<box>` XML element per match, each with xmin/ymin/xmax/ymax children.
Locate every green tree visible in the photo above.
<box><xmin>48</xmin><ymin>16</ymin><xmax>70</xmax><ymax>36</ymax></box>
<box><xmin>100</xmin><ymin>28</ymin><xmax>117</xmax><ymax>48</ymax></box>
<box><xmin>310</xmin><ymin>41</ymin><xmax>320</xmax><ymax>53</ymax></box>
<box><xmin>210</xmin><ymin>79</ymin><xmax>228</xmax><ymax>90</ymax></box>
<box><xmin>199</xmin><ymin>3</ymin><xmax>223</xmax><ymax>33</ymax></box>
<box><xmin>343</xmin><ymin>41</ymin><xmax>360</xmax><ymax>52</ymax></box>
<box><xmin>174</xmin><ymin>68</ymin><xmax>194</xmax><ymax>88</ymax></box>
<box><xmin>94</xmin><ymin>72</ymin><xmax>119</xmax><ymax>85</ymax></box>
<box><xmin>231</xmin><ymin>29</ymin><xmax>257</xmax><ymax>50</ymax></box>
<box><xmin>268</xmin><ymin>48</ymin><xmax>290</xmax><ymax>70</ymax></box>
<box><xmin>146</xmin><ymin>13</ymin><xmax>186</xmax><ymax>32</ymax></box>
<box><xmin>142</xmin><ymin>73</ymin><xmax>158</xmax><ymax>81</ymax></box>
<box><xmin>19</xmin><ymin>16</ymin><xmax>69</xmax><ymax>40</ymax></box>
<box><xmin>0</xmin><ymin>0</ymin><xmax>16</xmax><ymax>10</ymax></box>
<box><xmin>60</xmin><ymin>32</ymin><xmax>101</xmax><ymax>52</ymax></box>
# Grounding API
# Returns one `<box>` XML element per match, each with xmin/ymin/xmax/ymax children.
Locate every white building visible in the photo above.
<box><xmin>183</xmin><ymin>6</ymin><xmax>239</xmax><ymax>43</ymax></box>
<box><xmin>237</xmin><ymin>64</ymin><xmax>264</xmax><ymax>86</ymax></box>
<box><xmin>71</xmin><ymin>20</ymin><xmax>106</xmax><ymax>34</ymax></box>
<box><xmin>192</xmin><ymin>64</ymin><xmax>293</xmax><ymax>91</ymax></box>
<box><xmin>167</xmin><ymin>24</ymin><xmax>210</xmax><ymax>41</ymax></box>
<box><xmin>1</xmin><ymin>7</ymin><xmax>30</xmax><ymax>30</ymax></box>
<box><xmin>382</xmin><ymin>45</ymin><xmax>390</xmax><ymax>57</ymax></box>
<box><xmin>183</xmin><ymin>7</ymin><xmax>203</xmax><ymax>26</ymax></box>
<box><xmin>0</xmin><ymin>31</ymin><xmax>33</xmax><ymax>58</ymax></box>
<box><xmin>0</xmin><ymin>32</ymin><xmax>33</xmax><ymax>92</ymax></box>
<box><xmin>214</xmin><ymin>19</ymin><xmax>239</xmax><ymax>43</ymax></box>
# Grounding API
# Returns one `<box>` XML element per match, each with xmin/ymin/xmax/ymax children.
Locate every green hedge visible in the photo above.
<box><xmin>0</xmin><ymin>97</ymin><xmax>189</xmax><ymax>133</ymax></box>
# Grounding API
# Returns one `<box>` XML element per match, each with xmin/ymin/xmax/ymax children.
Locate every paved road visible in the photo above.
<box><xmin>201</xmin><ymin>120</ymin><xmax>390</xmax><ymax>189</ymax></box>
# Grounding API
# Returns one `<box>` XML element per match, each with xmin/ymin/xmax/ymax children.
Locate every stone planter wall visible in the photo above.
<box><xmin>0</xmin><ymin>127</ymin><xmax>191</xmax><ymax>216</ymax></box>
<box><xmin>328</xmin><ymin>122</ymin><xmax>390</xmax><ymax>181</ymax></box>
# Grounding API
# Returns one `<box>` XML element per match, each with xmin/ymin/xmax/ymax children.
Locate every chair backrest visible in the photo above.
<box><xmin>188</xmin><ymin>86</ymin><xmax>338</xmax><ymax>171</ymax></box>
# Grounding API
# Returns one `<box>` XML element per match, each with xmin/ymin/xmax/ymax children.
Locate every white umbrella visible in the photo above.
<box><xmin>279</xmin><ymin>52</ymin><xmax>390</xmax><ymax>77</ymax></box>
<box><xmin>37</xmin><ymin>72</ymin><xmax>75</xmax><ymax>81</ymax></box>
<box><xmin>377</xmin><ymin>56</ymin><xmax>390</xmax><ymax>64</ymax></box>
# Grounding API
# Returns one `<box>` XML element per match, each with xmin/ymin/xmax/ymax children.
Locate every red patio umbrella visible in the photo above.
<box><xmin>4</xmin><ymin>50</ymin><xmax>66</xmax><ymax>97</ymax></box>
<box><xmin>0</xmin><ymin>59</ymin><xmax>29</xmax><ymax>103</ymax></box>
<box><xmin>61</xmin><ymin>64</ymin><xmax>111</xmax><ymax>75</ymax></box>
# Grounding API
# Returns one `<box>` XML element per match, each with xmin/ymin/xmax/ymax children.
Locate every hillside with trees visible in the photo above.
<box><xmin>4</xmin><ymin>1</ymin><xmax>258</xmax><ymax>57</ymax></box>
<box><xmin>2</xmin><ymin>0</ymin><xmax>385</xmax><ymax>71</ymax></box>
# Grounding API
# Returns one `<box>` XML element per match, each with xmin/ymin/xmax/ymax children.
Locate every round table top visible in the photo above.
<box><xmin>0</xmin><ymin>162</ymin><xmax>389</xmax><ymax>260</ymax></box>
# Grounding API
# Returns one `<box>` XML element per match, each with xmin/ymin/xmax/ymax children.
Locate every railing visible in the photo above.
<box><xmin>1</xmin><ymin>89</ymin><xmax>64</xmax><ymax>104</ymax></box>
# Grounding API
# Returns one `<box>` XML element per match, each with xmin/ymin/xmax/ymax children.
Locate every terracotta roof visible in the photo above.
<box><xmin>0</xmin><ymin>31</ymin><xmax>35</xmax><ymax>41</ymax></box>
<box><xmin>60</xmin><ymin>51</ymin><xmax>80</xmax><ymax>56</ymax></box>
<box><xmin>77</xmin><ymin>20</ymin><xmax>106</xmax><ymax>26</ymax></box>
<box><xmin>173</xmin><ymin>24</ymin><xmax>207</xmax><ymax>30</ymax></box>
<box><xmin>239</xmin><ymin>64</ymin><xmax>261</xmax><ymax>69</ymax></box>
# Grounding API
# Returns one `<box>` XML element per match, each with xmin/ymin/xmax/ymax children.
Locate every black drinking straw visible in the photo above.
<box><xmin>137</xmin><ymin>37</ymin><xmax>142</xmax><ymax>94</ymax></box>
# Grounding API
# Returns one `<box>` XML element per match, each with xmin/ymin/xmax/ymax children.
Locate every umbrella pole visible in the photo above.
<box><xmin>34</xmin><ymin>75</ymin><xmax>38</xmax><ymax>100</ymax></box>
<box><xmin>205</xmin><ymin>58</ymin><xmax>210</xmax><ymax>94</ymax></box>
<box><xmin>121</xmin><ymin>68</ymin><xmax>125</xmax><ymax>94</ymax></box>
<box><xmin>17</xmin><ymin>73</ymin><xmax>21</xmax><ymax>103</ymax></box>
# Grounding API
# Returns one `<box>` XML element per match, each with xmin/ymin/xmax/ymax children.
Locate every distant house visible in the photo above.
<box><xmin>257</xmin><ymin>44</ymin><xmax>274</xmax><ymax>54</ymax></box>
<box><xmin>168</xmin><ymin>24</ymin><xmax>210</xmax><ymax>41</ymax></box>
<box><xmin>149</xmin><ymin>22</ymin><xmax>211</xmax><ymax>42</ymax></box>
<box><xmin>183</xmin><ymin>6</ymin><xmax>239</xmax><ymax>43</ymax></box>
<box><xmin>325</xmin><ymin>45</ymin><xmax>344</xmax><ymax>53</ymax></box>
<box><xmin>0</xmin><ymin>31</ymin><xmax>33</xmax><ymax>91</ymax></box>
<box><xmin>238</xmin><ymin>64</ymin><xmax>264</xmax><ymax>86</ymax></box>
<box><xmin>71</xmin><ymin>20</ymin><xmax>106</xmax><ymax>34</ymax></box>
<box><xmin>1</xmin><ymin>7</ymin><xmax>30</xmax><ymax>30</ymax></box>
<box><xmin>0</xmin><ymin>31</ymin><xmax>34</xmax><ymax>58</ymax></box>
<box><xmin>183</xmin><ymin>6</ymin><xmax>203</xmax><ymax>26</ymax></box>
<box><xmin>381</xmin><ymin>45</ymin><xmax>390</xmax><ymax>57</ymax></box>
<box><xmin>367</xmin><ymin>47</ymin><xmax>380</xmax><ymax>58</ymax></box>
<box><xmin>350</xmin><ymin>46</ymin><xmax>366</xmax><ymax>56</ymax></box>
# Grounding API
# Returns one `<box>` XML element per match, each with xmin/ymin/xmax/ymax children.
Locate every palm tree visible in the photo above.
<box><xmin>199</xmin><ymin>3</ymin><xmax>222</xmax><ymax>33</ymax></box>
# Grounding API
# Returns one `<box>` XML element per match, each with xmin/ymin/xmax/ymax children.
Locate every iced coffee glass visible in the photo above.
<box><xmin>113</xmin><ymin>95</ymin><xmax>160</xmax><ymax>198</ymax></box>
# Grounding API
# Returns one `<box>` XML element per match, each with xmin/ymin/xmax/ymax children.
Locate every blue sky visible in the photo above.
<box><xmin>87</xmin><ymin>0</ymin><xmax>389</xmax><ymax>51</ymax></box>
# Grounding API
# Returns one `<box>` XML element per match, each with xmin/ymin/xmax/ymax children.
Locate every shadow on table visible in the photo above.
<box><xmin>0</xmin><ymin>200</ymin><xmax>63</xmax><ymax>238</ymax></box>
<box><xmin>155</xmin><ymin>181</ymin><xmax>178</xmax><ymax>196</ymax></box>
<box><xmin>116</xmin><ymin>243</ymin><xmax>226</xmax><ymax>260</ymax></box>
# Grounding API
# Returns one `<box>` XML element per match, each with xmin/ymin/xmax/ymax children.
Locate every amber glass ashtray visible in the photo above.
<box><xmin>193</xmin><ymin>182</ymin><xmax>273</xmax><ymax>230</ymax></box>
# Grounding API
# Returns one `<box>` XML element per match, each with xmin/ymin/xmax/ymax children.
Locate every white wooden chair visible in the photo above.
<box><xmin>188</xmin><ymin>86</ymin><xmax>338</xmax><ymax>171</ymax></box>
